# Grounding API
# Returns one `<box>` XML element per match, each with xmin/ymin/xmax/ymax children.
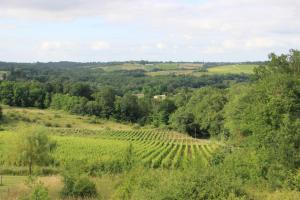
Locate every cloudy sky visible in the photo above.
<box><xmin>0</xmin><ymin>0</ymin><xmax>299</xmax><ymax>62</ymax></box>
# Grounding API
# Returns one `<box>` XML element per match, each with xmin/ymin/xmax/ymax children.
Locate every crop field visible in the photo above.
<box><xmin>0</xmin><ymin>130</ymin><xmax>216</xmax><ymax>170</ymax></box>
<box><xmin>146</xmin><ymin>64</ymin><xmax>257</xmax><ymax>76</ymax></box>
<box><xmin>89</xmin><ymin>62</ymin><xmax>257</xmax><ymax>76</ymax></box>
<box><xmin>0</xmin><ymin>106</ymin><xmax>217</xmax><ymax>173</ymax></box>
<box><xmin>93</xmin><ymin>63</ymin><xmax>203</xmax><ymax>73</ymax></box>
<box><xmin>206</xmin><ymin>64</ymin><xmax>257</xmax><ymax>74</ymax></box>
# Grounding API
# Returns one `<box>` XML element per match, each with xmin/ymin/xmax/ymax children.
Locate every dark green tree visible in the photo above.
<box><xmin>93</xmin><ymin>87</ymin><xmax>116</xmax><ymax>118</ymax></box>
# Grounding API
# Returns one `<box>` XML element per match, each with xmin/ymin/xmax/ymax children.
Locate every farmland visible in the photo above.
<box><xmin>0</xmin><ymin>106</ymin><xmax>216</xmax><ymax>172</ymax></box>
<box><xmin>207</xmin><ymin>64</ymin><xmax>257</xmax><ymax>74</ymax></box>
<box><xmin>145</xmin><ymin>64</ymin><xmax>257</xmax><ymax>76</ymax></box>
<box><xmin>92</xmin><ymin>62</ymin><xmax>257</xmax><ymax>77</ymax></box>
<box><xmin>0</xmin><ymin>106</ymin><xmax>217</xmax><ymax>199</ymax></box>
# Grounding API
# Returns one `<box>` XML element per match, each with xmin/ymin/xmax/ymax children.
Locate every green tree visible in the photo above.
<box><xmin>115</xmin><ymin>93</ymin><xmax>140</xmax><ymax>122</ymax></box>
<box><xmin>171</xmin><ymin>87</ymin><xmax>227</xmax><ymax>138</ymax></box>
<box><xmin>0</xmin><ymin>81</ymin><xmax>14</xmax><ymax>105</ymax></box>
<box><xmin>93</xmin><ymin>86</ymin><xmax>116</xmax><ymax>118</ymax></box>
<box><xmin>170</xmin><ymin>108</ymin><xmax>199</xmax><ymax>137</ymax></box>
<box><xmin>254</xmin><ymin>49</ymin><xmax>300</xmax><ymax>79</ymax></box>
<box><xmin>14</xmin><ymin>127</ymin><xmax>56</xmax><ymax>176</ymax></box>
<box><xmin>84</xmin><ymin>101</ymin><xmax>102</xmax><ymax>116</ymax></box>
<box><xmin>69</xmin><ymin>83</ymin><xmax>93</xmax><ymax>99</ymax></box>
<box><xmin>152</xmin><ymin>99</ymin><xmax>176</xmax><ymax>126</ymax></box>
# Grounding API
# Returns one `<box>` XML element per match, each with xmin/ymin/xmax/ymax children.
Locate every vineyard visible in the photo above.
<box><xmin>0</xmin><ymin>129</ymin><xmax>217</xmax><ymax>171</ymax></box>
<box><xmin>51</xmin><ymin>129</ymin><xmax>217</xmax><ymax>169</ymax></box>
<box><xmin>0</xmin><ymin>107</ymin><xmax>218</xmax><ymax>173</ymax></box>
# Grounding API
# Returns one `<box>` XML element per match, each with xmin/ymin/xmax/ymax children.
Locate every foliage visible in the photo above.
<box><xmin>60</xmin><ymin>168</ymin><xmax>97</xmax><ymax>198</ymax></box>
<box><xmin>50</xmin><ymin>93</ymin><xmax>88</xmax><ymax>115</ymax></box>
<box><xmin>0</xmin><ymin>81</ymin><xmax>46</xmax><ymax>108</ymax></box>
<box><xmin>152</xmin><ymin>99</ymin><xmax>176</xmax><ymax>126</ymax></box>
<box><xmin>115</xmin><ymin>93</ymin><xmax>141</xmax><ymax>122</ymax></box>
<box><xmin>12</xmin><ymin>126</ymin><xmax>56</xmax><ymax>175</ymax></box>
<box><xmin>21</xmin><ymin>183</ymin><xmax>50</xmax><ymax>200</ymax></box>
<box><xmin>93</xmin><ymin>86</ymin><xmax>116</xmax><ymax>118</ymax></box>
<box><xmin>170</xmin><ymin>87</ymin><xmax>227</xmax><ymax>138</ymax></box>
<box><xmin>114</xmin><ymin>166</ymin><xmax>248</xmax><ymax>200</ymax></box>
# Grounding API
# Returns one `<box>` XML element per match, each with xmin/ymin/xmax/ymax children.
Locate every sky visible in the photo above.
<box><xmin>0</xmin><ymin>0</ymin><xmax>299</xmax><ymax>62</ymax></box>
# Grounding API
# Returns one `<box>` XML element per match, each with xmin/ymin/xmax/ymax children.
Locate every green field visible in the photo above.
<box><xmin>0</xmin><ymin>106</ymin><xmax>216</xmax><ymax>172</ymax></box>
<box><xmin>90</xmin><ymin>62</ymin><xmax>257</xmax><ymax>76</ymax></box>
<box><xmin>207</xmin><ymin>64</ymin><xmax>257</xmax><ymax>74</ymax></box>
<box><xmin>145</xmin><ymin>64</ymin><xmax>257</xmax><ymax>76</ymax></box>
<box><xmin>94</xmin><ymin>63</ymin><xmax>202</xmax><ymax>73</ymax></box>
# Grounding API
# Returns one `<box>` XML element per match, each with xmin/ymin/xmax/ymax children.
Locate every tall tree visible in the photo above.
<box><xmin>14</xmin><ymin>127</ymin><xmax>56</xmax><ymax>176</ymax></box>
<box><xmin>115</xmin><ymin>93</ymin><xmax>140</xmax><ymax>122</ymax></box>
<box><xmin>93</xmin><ymin>87</ymin><xmax>116</xmax><ymax>118</ymax></box>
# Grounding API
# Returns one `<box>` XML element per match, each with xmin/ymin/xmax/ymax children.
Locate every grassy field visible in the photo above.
<box><xmin>207</xmin><ymin>64</ymin><xmax>257</xmax><ymax>74</ymax></box>
<box><xmin>1</xmin><ymin>106</ymin><xmax>133</xmax><ymax>131</ymax></box>
<box><xmin>0</xmin><ymin>175</ymin><xmax>120</xmax><ymax>200</ymax></box>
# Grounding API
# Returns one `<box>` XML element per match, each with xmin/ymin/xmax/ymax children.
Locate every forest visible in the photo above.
<box><xmin>0</xmin><ymin>50</ymin><xmax>299</xmax><ymax>199</ymax></box>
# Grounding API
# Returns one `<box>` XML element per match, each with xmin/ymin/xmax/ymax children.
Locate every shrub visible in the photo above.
<box><xmin>21</xmin><ymin>183</ymin><xmax>50</xmax><ymax>200</ymax></box>
<box><xmin>29</xmin><ymin>184</ymin><xmax>50</xmax><ymax>200</ymax></box>
<box><xmin>73</xmin><ymin>177</ymin><xmax>97</xmax><ymax>198</ymax></box>
<box><xmin>61</xmin><ymin>172</ymin><xmax>97</xmax><ymax>198</ymax></box>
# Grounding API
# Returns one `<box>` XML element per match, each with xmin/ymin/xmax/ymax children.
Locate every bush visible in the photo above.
<box><xmin>73</xmin><ymin>177</ymin><xmax>97</xmax><ymax>198</ymax></box>
<box><xmin>21</xmin><ymin>183</ymin><xmax>50</xmax><ymax>200</ymax></box>
<box><xmin>61</xmin><ymin>173</ymin><xmax>97</xmax><ymax>198</ymax></box>
<box><xmin>29</xmin><ymin>184</ymin><xmax>50</xmax><ymax>200</ymax></box>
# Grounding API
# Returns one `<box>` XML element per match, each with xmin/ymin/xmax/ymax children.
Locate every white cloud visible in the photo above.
<box><xmin>91</xmin><ymin>41</ymin><xmax>110</xmax><ymax>50</ymax></box>
<box><xmin>245</xmin><ymin>37</ymin><xmax>276</xmax><ymax>49</ymax></box>
<box><xmin>156</xmin><ymin>42</ymin><xmax>166</xmax><ymax>49</ymax></box>
<box><xmin>40</xmin><ymin>41</ymin><xmax>63</xmax><ymax>50</ymax></box>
